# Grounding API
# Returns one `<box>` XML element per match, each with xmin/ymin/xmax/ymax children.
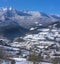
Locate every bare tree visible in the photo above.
<box><xmin>28</xmin><ymin>51</ymin><xmax>43</xmax><ymax>64</ymax></box>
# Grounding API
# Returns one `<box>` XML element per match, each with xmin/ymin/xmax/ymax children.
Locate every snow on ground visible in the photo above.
<box><xmin>16</xmin><ymin>61</ymin><xmax>52</xmax><ymax>64</ymax></box>
<box><xmin>1</xmin><ymin>59</ymin><xmax>52</xmax><ymax>64</ymax></box>
<box><xmin>11</xmin><ymin>58</ymin><xmax>26</xmax><ymax>62</ymax></box>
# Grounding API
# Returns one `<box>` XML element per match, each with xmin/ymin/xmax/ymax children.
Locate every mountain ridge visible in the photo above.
<box><xmin>0</xmin><ymin>7</ymin><xmax>60</xmax><ymax>40</ymax></box>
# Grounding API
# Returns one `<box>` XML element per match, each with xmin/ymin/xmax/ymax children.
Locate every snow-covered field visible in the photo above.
<box><xmin>16</xmin><ymin>61</ymin><xmax>52</xmax><ymax>64</ymax></box>
<box><xmin>1</xmin><ymin>58</ymin><xmax>52</xmax><ymax>64</ymax></box>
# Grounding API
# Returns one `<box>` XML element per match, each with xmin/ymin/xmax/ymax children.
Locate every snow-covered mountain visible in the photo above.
<box><xmin>0</xmin><ymin>7</ymin><xmax>60</xmax><ymax>40</ymax></box>
<box><xmin>0</xmin><ymin>7</ymin><xmax>60</xmax><ymax>29</ymax></box>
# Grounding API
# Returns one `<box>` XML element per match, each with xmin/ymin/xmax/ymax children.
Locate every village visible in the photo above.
<box><xmin>0</xmin><ymin>27</ymin><xmax>60</xmax><ymax>64</ymax></box>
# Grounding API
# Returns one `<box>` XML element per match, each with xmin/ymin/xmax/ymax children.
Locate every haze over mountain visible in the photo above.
<box><xmin>0</xmin><ymin>7</ymin><xmax>60</xmax><ymax>40</ymax></box>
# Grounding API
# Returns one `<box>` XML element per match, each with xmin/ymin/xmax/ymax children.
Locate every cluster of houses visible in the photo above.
<box><xmin>4</xmin><ymin>28</ymin><xmax>59</xmax><ymax>60</ymax></box>
<box><xmin>0</xmin><ymin>28</ymin><xmax>60</xmax><ymax>64</ymax></box>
